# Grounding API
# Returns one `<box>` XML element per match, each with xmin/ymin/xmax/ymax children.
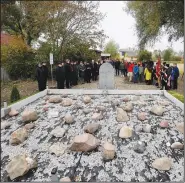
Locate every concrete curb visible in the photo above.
<box><xmin>1</xmin><ymin>90</ymin><xmax>47</xmax><ymax>118</ymax></box>
<box><xmin>1</xmin><ymin>89</ymin><xmax>183</xmax><ymax>118</ymax></box>
<box><xmin>47</xmin><ymin>89</ymin><xmax>164</xmax><ymax>95</ymax></box>
<box><xmin>163</xmin><ymin>90</ymin><xmax>184</xmax><ymax>111</ymax></box>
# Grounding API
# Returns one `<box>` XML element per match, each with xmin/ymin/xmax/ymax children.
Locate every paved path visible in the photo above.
<box><xmin>72</xmin><ymin>76</ymin><xmax>158</xmax><ymax>90</ymax></box>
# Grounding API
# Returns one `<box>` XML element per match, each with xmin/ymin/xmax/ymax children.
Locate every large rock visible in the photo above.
<box><xmin>96</xmin><ymin>106</ymin><xmax>106</xmax><ymax>112</ymax></box>
<box><xmin>171</xmin><ymin>142</ymin><xmax>184</xmax><ymax>149</ymax></box>
<box><xmin>152</xmin><ymin>157</ymin><xmax>172</xmax><ymax>171</ymax></box>
<box><xmin>24</xmin><ymin>123</ymin><xmax>35</xmax><ymax>130</ymax></box>
<box><xmin>133</xmin><ymin>141</ymin><xmax>146</xmax><ymax>154</ymax></box>
<box><xmin>9</xmin><ymin>109</ymin><xmax>19</xmax><ymax>117</ymax></box>
<box><xmin>119</xmin><ymin>126</ymin><xmax>133</xmax><ymax>138</ymax></box>
<box><xmin>137</xmin><ymin>112</ymin><xmax>146</xmax><ymax>121</ymax></box>
<box><xmin>49</xmin><ymin>143</ymin><xmax>66</xmax><ymax>156</ymax></box>
<box><xmin>83</xmin><ymin>96</ymin><xmax>91</xmax><ymax>104</ymax></box>
<box><xmin>10</xmin><ymin>128</ymin><xmax>28</xmax><ymax>145</ymax></box>
<box><xmin>150</xmin><ymin>105</ymin><xmax>165</xmax><ymax>116</ymax></box>
<box><xmin>103</xmin><ymin>142</ymin><xmax>115</xmax><ymax>160</ymax></box>
<box><xmin>84</xmin><ymin>123</ymin><xmax>100</xmax><ymax>134</ymax></box>
<box><xmin>70</xmin><ymin>133</ymin><xmax>100</xmax><ymax>152</ymax></box>
<box><xmin>64</xmin><ymin>113</ymin><xmax>74</xmax><ymax>124</ymax></box>
<box><xmin>92</xmin><ymin>112</ymin><xmax>103</xmax><ymax>120</ymax></box>
<box><xmin>22</xmin><ymin>109</ymin><xmax>38</xmax><ymax>122</ymax></box>
<box><xmin>160</xmin><ymin>121</ymin><xmax>168</xmax><ymax>128</ymax></box>
<box><xmin>122</xmin><ymin>97</ymin><xmax>130</xmax><ymax>102</ymax></box>
<box><xmin>51</xmin><ymin>127</ymin><xmax>66</xmax><ymax>137</ymax></box>
<box><xmin>1</xmin><ymin>121</ymin><xmax>11</xmax><ymax>130</ymax></box>
<box><xmin>60</xmin><ymin>177</ymin><xmax>71</xmax><ymax>182</ymax></box>
<box><xmin>83</xmin><ymin>109</ymin><xmax>91</xmax><ymax>114</ymax></box>
<box><xmin>6</xmin><ymin>154</ymin><xmax>37</xmax><ymax>180</ymax></box>
<box><xmin>158</xmin><ymin>100</ymin><xmax>170</xmax><ymax>106</ymax></box>
<box><xmin>121</xmin><ymin>102</ymin><xmax>133</xmax><ymax>112</ymax></box>
<box><xmin>61</xmin><ymin>98</ymin><xmax>73</xmax><ymax>107</ymax></box>
<box><xmin>143</xmin><ymin>124</ymin><xmax>151</xmax><ymax>133</ymax></box>
<box><xmin>116</xmin><ymin>108</ymin><xmax>129</xmax><ymax>122</ymax></box>
<box><xmin>176</xmin><ymin>123</ymin><xmax>184</xmax><ymax>134</ymax></box>
<box><xmin>49</xmin><ymin>96</ymin><xmax>62</xmax><ymax>103</ymax></box>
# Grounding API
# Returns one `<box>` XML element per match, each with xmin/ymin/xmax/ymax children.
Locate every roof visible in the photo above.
<box><xmin>119</xmin><ymin>48</ymin><xmax>138</xmax><ymax>57</ymax></box>
<box><xmin>101</xmin><ymin>53</ymin><xmax>111</xmax><ymax>57</ymax></box>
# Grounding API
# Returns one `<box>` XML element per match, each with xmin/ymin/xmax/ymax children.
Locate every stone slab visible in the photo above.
<box><xmin>98</xmin><ymin>63</ymin><xmax>115</xmax><ymax>89</ymax></box>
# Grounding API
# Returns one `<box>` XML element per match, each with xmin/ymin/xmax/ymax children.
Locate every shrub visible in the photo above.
<box><xmin>10</xmin><ymin>85</ymin><xmax>20</xmax><ymax>103</ymax></box>
<box><xmin>1</xmin><ymin>35</ymin><xmax>37</xmax><ymax>80</ymax></box>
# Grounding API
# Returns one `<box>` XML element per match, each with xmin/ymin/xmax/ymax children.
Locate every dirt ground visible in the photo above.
<box><xmin>1</xmin><ymin>75</ymin><xmax>184</xmax><ymax>106</ymax></box>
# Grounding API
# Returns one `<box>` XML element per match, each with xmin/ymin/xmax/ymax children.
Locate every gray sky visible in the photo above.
<box><xmin>99</xmin><ymin>1</ymin><xmax>183</xmax><ymax>53</ymax></box>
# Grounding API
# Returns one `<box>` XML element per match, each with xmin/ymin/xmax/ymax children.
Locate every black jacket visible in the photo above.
<box><xmin>42</xmin><ymin>66</ymin><xmax>48</xmax><ymax>81</ymax></box>
<box><xmin>55</xmin><ymin>66</ymin><xmax>65</xmax><ymax>82</ymax></box>
<box><xmin>36</xmin><ymin>67</ymin><xmax>45</xmax><ymax>82</ymax></box>
<box><xmin>65</xmin><ymin>63</ymin><xmax>71</xmax><ymax>79</ymax></box>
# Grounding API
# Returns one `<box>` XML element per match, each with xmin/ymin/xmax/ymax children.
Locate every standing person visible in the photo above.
<box><xmin>36</xmin><ymin>63</ymin><xmax>45</xmax><ymax>91</ymax></box>
<box><xmin>84</xmin><ymin>61</ymin><xmax>88</xmax><ymax>83</ymax></box>
<box><xmin>79</xmin><ymin>61</ymin><xmax>86</xmax><ymax>84</ymax></box>
<box><xmin>42</xmin><ymin>62</ymin><xmax>48</xmax><ymax>89</ymax></box>
<box><xmin>55</xmin><ymin>62</ymin><xmax>65</xmax><ymax>89</ymax></box>
<box><xmin>171</xmin><ymin>63</ymin><xmax>179</xmax><ymax>90</ymax></box>
<box><xmin>127</xmin><ymin>62</ymin><xmax>134</xmax><ymax>82</ymax></box>
<box><xmin>144</xmin><ymin>65</ymin><xmax>152</xmax><ymax>85</ymax></box>
<box><xmin>166</xmin><ymin>64</ymin><xmax>172</xmax><ymax>89</ymax></box>
<box><xmin>91</xmin><ymin>60</ymin><xmax>98</xmax><ymax>81</ymax></box>
<box><xmin>123</xmin><ymin>61</ymin><xmax>128</xmax><ymax>77</ymax></box>
<box><xmin>156</xmin><ymin>58</ymin><xmax>161</xmax><ymax>88</ymax></box>
<box><xmin>73</xmin><ymin>61</ymin><xmax>79</xmax><ymax>86</ymax></box>
<box><xmin>138</xmin><ymin>63</ymin><xmax>144</xmax><ymax>82</ymax></box>
<box><xmin>133</xmin><ymin>63</ymin><xmax>139</xmax><ymax>83</ymax></box>
<box><xmin>65</xmin><ymin>59</ymin><xmax>71</xmax><ymax>89</ymax></box>
<box><xmin>119</xmin><ymin>61</ymin><xmax>124</xmax><ymax>77</ymax></box>
<box><xmin>86</xmin><ymin>62</ymin><xmax>92</xmax><ymax>83</ymax></box>
<box><xmin>160</xmin><ymin>67</ymin><xmax>168</xmax><ymax>90</ymax></box>
<box><xmin>115</xmin><ymin>60</ymin><xmax>120</xmax><ymax>76</ymax></box>
<box><xmin>96</xmin><ymin>61</ymin><xmax>100</xmax><ymax>80</ymax></box>
<box><xmin>70</xmin><ymin>61</ymin><xmax>75</xmax><ymax>87</ymax></box>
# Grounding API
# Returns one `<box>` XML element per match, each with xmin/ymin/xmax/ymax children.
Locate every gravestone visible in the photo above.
<box><xmin>99</xmin><ymin>63</ymin><xmax>115</xmax><ymax>89</ymax></box>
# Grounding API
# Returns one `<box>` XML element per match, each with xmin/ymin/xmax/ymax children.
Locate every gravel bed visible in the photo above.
<box><xmin>1</xmin><ymin>94</ymin><xmax>184</xmax><ymax>182</ymax></box>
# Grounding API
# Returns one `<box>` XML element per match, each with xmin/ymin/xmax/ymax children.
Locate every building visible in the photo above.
<box><xmin>119</xmin><ymin>48</ymin><xmax>138</xmax><ymax>61</ymax></box>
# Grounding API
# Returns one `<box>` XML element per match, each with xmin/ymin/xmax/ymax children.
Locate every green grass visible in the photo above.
<box><xmin>8</xmin><ymin>91</ymin><xmax>39</xmax><ymax>106</ymax></box>
<box><xmin>168</xmin><ymin>91</ymin><xmax>184</xmax><ymax>103</ymax></box>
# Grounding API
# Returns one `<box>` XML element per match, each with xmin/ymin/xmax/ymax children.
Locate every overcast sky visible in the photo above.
<box><xmin>99</xmin><ymin>1</ymin><xmax>183</xmax><ymax>53</ymax></box>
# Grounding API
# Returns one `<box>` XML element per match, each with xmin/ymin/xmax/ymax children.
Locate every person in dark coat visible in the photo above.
<box><xmin>65</xmin><ymin>59</ymin><xmax>71</xmax><ymax>88</ymax></box>
<box><xmin>79</xmin><ymin>61</ymin><xmax>86</xmax><ymax>84</ymax></box>
<box><xmin>73</xmin><ymin>61</ymin><xmax>79</xmax><ymax>85</ymax></box>
<box><xmin>55</xmin><ymin>62</ymin><xmax>65</xmax><ymax>89</ymax></box>
<box><xmin>91</xmin><ymin>60</ymin><xmax>98</xmax><ymax>81</ymax></box>
<box><xmin>86</xmin><ymin>62</ymin><xmax>92</xmax><ymax>83</ymax></box>
<box><xmin>115</xmin><ymin>60</ymin><xmax>120</xmax><ymax>76</ymax></box>
<box><xmin>42</xmin><ymin>62</ymin><xmax>49</xmax><ymax>89</ymax></box>
<box><xmin>36</xmin><ymin>63</ymin><xmax>45</xmax><ymax>91</ymax></box>
<box><xmin>70</xmin><ymin>61</ymin><xmax>75</xmax><ymax>87</ymax></box>
<box><xmin>84</xmin><ymin>62</ymin><xmax>88</xmax><ymax>83</ymax></box>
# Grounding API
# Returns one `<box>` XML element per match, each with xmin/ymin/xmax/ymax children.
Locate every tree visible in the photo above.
<box><xmin>10</xmin><ymin>85</ymin><xmax>20</xmax><ymax>103</ymax></box>
<box><xmin>125</xmin><ymin>1</ymin><xmax>184</xmax><ymax>49</ymax></box>
<box><xmin>162</xmin><ymin>48</ymin><xmax>174</xmax><ymax>61</ymax></box>
<box><xmin>138</xmin><ymin>50</ymin><xmax>152</xmax><ymax>61</ymax></box>
<box><xmin>104</xmin><ymin>40</ymin><xmax>119</xmax><ymax>59</ymax></box>
<box><xmin>1</xmin><ymin>1</ymin><xmax>51</xmax><ymax>46</ymax></box>
<box><xmin>42</xmin><ymin>1</ymin><xmax>106</xmax><ymax>61</ymax></box>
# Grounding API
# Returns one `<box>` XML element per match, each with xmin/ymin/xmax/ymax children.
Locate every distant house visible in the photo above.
<box><xmin>119</xmin><ymin>48</ymin><xmax>138</xmax><ymax>61</ymax></box>
<box><xmin>101</xmin><ymin>53</ymin><xmax>111</xmax><ymax>60</ymax></box>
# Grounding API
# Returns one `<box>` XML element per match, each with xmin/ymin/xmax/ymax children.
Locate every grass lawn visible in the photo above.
<box><xmin>168</xmin><ymin>90</ymin><xmax>184</xmax><ymax>103</ymax></box>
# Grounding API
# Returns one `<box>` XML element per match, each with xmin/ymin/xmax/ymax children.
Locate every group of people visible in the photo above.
<box><xmin>35</xmin><ymin>58</ymin><xmax>180</xmax><ymax>91</ymax></box>
<box><xmin>114</xmin><ymin>59</ymin><xmax>180</xmax><ymax>90</ymax></box>
<box><xmin>36</xmin><ymin>59</ymin><xmax>107</xmax><ymax>91</ymax></box>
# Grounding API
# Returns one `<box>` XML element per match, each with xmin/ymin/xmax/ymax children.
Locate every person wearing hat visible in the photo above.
<box><xmin>55</xmin><ymin>62</ymin><xmax>65</xmax><ymax>89</ymax></box>
<box><xmin>42</xmin><ymin>62</ymin><xmax>49</xmax><ymax>90</ymax></box>
<box><xmin>64</xmin><ymin>59</ymin><xmax>71</xmax><ymax>88</ymax></box>
<box><xmin>36</xmin><ymin>63</ymin><xmax>45</xmax><ymax>91</ymax></box>
<box><xmin>91</xmin><ymin>60</ymin><xmax>98</xmax><ymax>81</ymax></box>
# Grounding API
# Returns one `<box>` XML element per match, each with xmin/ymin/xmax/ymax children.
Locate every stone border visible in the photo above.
<box><xmin>47</xmin><ymin>89</ymin><xmax>164</xmax><ymax>95</ymax></box>
<box><xmin>1</xmin><ymin>90</ymin><xmax>47</xmax><ymax>118</ymax></box>
<box><xmin>1</xmin><ymin>89</ymin><xmax>183</xmax><ymax>118</ymax></box>
<box><xmin>163</xmin><ymin>90</ymin><xmax>184</xmax><ymax>110</ymax></box>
